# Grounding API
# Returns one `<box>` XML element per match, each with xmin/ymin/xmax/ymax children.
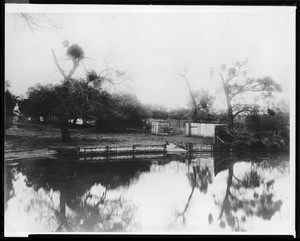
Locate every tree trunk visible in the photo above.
<box><xmin>223</xmin><ymin>86</ymin><xmax>234</xmax><ymax>125</ymax></box>
<box><xmin>60</xmin><ymin>121</ymin><xmax>72</xmax><ymax>142</ymax></box>
<box><xmin>218</xmin><ymin>73</ymin><xmax>234</xmax><ymax>125</ymax></box>
<box><xmin>179</xmin><ymin>73</ymin><xmax>199</xmax><ymax>122</ymax></box>
<box><xmin>192</xmin><ymin>107</ymin><xmax>198</xmax><ymax>122</ymax></box>
<box><xmin>227</xmin><ymin>106</ymin><xmax>234</xmax><ymax>125</ymax></box>
<box><xmin>219</xmin><ymin>166</ymin><xmax>233</xmax><ymax>219</ymax></box>
<box><xmin>56</xmin><ymin>187</ymin><xmax>72</xmax><ymax>232</ymax></box>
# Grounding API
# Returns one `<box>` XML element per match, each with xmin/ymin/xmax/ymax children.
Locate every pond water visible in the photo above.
<box><xmin>4</xmin><ymin>152</ymin><xmax>293</xmax><ymax>235</ymax></box>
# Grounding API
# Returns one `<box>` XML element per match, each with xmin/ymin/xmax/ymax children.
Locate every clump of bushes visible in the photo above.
<box><xmin>218</xmin><ymin>109</ymin><xmax>289</xmax><ymax>152</ymax></box>
<box><xmin>95</xmin><ymin>93</ymin><xmax>150</xmax><ymax>132</ymax></box>
<box><xmin>245</xmin><ymin>109</ymin><xmax>289</xmax><ymax>151</ymax></box>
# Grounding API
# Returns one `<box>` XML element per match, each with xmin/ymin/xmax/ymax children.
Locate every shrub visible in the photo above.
<box><xmin>217</xmin><ymin>109</ymin><xmax>289</xmax><ymax>151</ymax></box>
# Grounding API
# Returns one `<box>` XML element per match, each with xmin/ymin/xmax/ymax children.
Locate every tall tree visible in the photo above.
<box><xmin>210</xmin><ymin>59</ymin><xmax>282</xmax><ymax>125</ymax></box>
<box><xmin>177</xmin><ymin>69</ymin><xmax>198</xmax><ymax>122</ymax></box>
<box><xmin>51</xmin><ymin>43</ymin><xmax>127</xmax><ymax>141</ymax></box>
<box><xmin>53</xmin><ymin>78</ymin><xmax>105</xmax><ymax>141</ymax></box>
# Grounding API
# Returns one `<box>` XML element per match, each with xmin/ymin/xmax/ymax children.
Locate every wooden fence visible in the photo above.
<box><xmin>186</xmin><ymin>123</ymin><xmax>226</xmax><ymax>140</ymax></box>
<box><xmin>150</xmin><ymin>119</ymin><xmax>188</xmax><ymax>135</ymax></box>
<box><xmin>151</xmin><ymin>121</ymin><xmax>171</xmax><ymax>135</ymax></box>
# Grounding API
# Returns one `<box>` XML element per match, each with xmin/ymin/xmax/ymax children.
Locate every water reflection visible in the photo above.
<box><xmin>211</xmin><ymin>154</ymin><xmax>289</xmax><ymax>232</ymax></box>
<box><xmin>4</xmin><ymin>152</ymin><xmax>290</xmax><ymax>234</ymax></box>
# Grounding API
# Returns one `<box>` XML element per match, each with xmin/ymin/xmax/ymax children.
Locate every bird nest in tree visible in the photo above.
<box><xmin>66</xmin><ymin>44</ymin><xmax>85</xmax><ymax>60</ymax></box>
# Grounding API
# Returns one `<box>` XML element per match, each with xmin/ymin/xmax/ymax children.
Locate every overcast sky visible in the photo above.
<box><xmin>5</xmin><ymin>5</ymin><xmax>295</xmax><ymax>111</ymax></box>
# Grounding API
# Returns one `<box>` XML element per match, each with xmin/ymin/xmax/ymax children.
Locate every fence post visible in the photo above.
<box><xmin>188</xmin><ymin>122</ymin><xmax>191</xmax><ymax>136</ymax></box>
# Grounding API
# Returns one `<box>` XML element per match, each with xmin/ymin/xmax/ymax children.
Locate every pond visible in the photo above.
<box><xmin>4</xmin><ymin>152</ymin><xmax>293</xmax><ymax>235</ymax></box>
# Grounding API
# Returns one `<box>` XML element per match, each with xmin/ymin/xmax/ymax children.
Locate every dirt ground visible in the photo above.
<box><xmin>5</xmin><ymin>122</ymin><xmax>213</xmax><ymax>151</ymax></box>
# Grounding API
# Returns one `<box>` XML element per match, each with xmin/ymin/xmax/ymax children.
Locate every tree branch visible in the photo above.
<box><xmin>226</xmin><ymin>64</ymin><xmax>242</xmax><ymax>84</ymax></box>
<box><xmin>232</xmin><ymin>109</ymin><xmax>246</xmax><ymax>118</ymax></box>
<box><xmin>211</xmin><ymin>67</ymin><xmax>226</xmax><ymax>87</ymax></box>
<box><xmin>51</xmin><ymin>49</ymin><xmax>67</xmax><ymax>79</ymax></box>
<box><xmin>176</xmin><ymin>166</ymin><xmax>197</xmax><ymax>224</ymax></box>
<box><xmin>66</xmin><ymin>59</ymin><xmax>79</xmax><ymax>80</ymax></box>
<box><xmin>177</xmin><ymin>71</ymin><xmax>198</xmax><ymax>116</ymax></box>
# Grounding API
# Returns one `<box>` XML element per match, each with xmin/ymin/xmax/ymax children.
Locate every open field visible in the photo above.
<box><xmin>5</xmin><ymin>122</ymin><xmax>213</xmax><ymax>152</ymax></box>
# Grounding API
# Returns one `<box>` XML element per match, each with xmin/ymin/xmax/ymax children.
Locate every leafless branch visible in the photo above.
<box><xmin>66</xmin><ymin>59</ymin><xmax>80</xmax><ymax>79</ymax></box>
<box><xmin>51</xmin><ymin>49</ymin><xmax>67</xmax><ymax>79</ymax></box>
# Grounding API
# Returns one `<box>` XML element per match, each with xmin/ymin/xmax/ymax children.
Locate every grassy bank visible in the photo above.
<box><xmin>5</xmin><ymin>122</ymin><xmax>213</xmax><ymax>152</ymax></box>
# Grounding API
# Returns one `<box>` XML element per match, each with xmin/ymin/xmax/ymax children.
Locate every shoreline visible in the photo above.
<box><xmin>5</xmin><ymin>122</ymin><xmax>213</xmax><ymax>161</ymax></box>
<box><xmin>5</xmin><ymin>122</ymin><xmax>289</xmax><ymax>162</ymax></box>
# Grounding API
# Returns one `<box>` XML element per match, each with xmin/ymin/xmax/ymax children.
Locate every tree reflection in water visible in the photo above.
<box><xmin>211</xmin><ymin>155</ymin><xmax>286</xmax><ymax>231</ymax></box>
<box><xmin>56</xmin><ymin>185</ymin><xmax>136</xmax><ymax>232</ymax></box>
<box><xmin>5</xmin><ymin>153</ymin><xmax>289</xmax><ymax>233</ymax></box>
<box><xmin>175</xmin><ymin>157</ymin><xmax>213</xmax><ymax>224</ymax></box>
<box><xmin>174</xmin><ymin>153</ymin><xmax>287</xmax><ymax>232</ymax></box>
<box><xmin>5</xmin><ymin>158</ymin><xmax>152</xmax><ymax>232</ymax></box>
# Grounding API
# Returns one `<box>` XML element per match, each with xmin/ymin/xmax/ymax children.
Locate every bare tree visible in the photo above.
<box><xmin>210</xmin><ymin>59</ymin><xmax>282</xmax><ymax>124</ymax></box>
<box><xmin>177</xmin><ymin>69</ymin><xmax>198</xmax><ymax>122</ymax></box>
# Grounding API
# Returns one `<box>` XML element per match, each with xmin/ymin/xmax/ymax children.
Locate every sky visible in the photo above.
<box><xmin>5</xmin><ymin>5</ymin><xmax>295</xmax><ymax>111</ymax></box>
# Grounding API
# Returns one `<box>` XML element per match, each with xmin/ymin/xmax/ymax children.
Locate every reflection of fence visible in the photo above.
<box><xmin>78</xmin><ymin>153</ymin><xmax>166</xmax><ymax>162</ymax></box>
<box><xmin>78</xmin><ymin>144</ymin><xmax>167</xmax><ymax>155</ymax></box>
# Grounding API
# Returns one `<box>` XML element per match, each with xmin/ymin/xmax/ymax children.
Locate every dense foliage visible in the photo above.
<box><xmin>21</xmin><ymin>84</ymin><xmax>57</xmax><ymax>122</ymax></box>
<box><xmin>216</xmin><ymin>108</ymin><xmax>289</xmax><ymax>151</ymax></box>
<box><xmin>5</xmin><ymin>89</ymin><xmax>17</xmax><ymax>129</ymax></box>
<box><xmin>95</xmin><ymin>93</ymin><xmax>150</xmax><ymax>132</ymax></box>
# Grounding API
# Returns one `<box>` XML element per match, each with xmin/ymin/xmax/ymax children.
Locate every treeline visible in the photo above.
<box><xmin>5</xmin><ymin>79</ymin><xmax>221</xmax><ymax>133</ymax></box>
<box><xmin>7</xmin><ymin>81</ymin><xmax>149</xmax><ymax>132</ymax></box>
<box><xmin>5</xmin><ymin>80</ymin><xmax>289</xmax><ymax>151</ymax></box>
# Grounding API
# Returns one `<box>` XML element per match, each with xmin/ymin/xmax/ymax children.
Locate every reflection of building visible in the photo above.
<box><xmin>188</xmin><ymin>157</ymin><xmax>214</xmax><ymax>193</ymax></box>
<box><xmin>191</xmin><ymin>157</ymin><xmax>214</xmax><ymax>177</ymax></box>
